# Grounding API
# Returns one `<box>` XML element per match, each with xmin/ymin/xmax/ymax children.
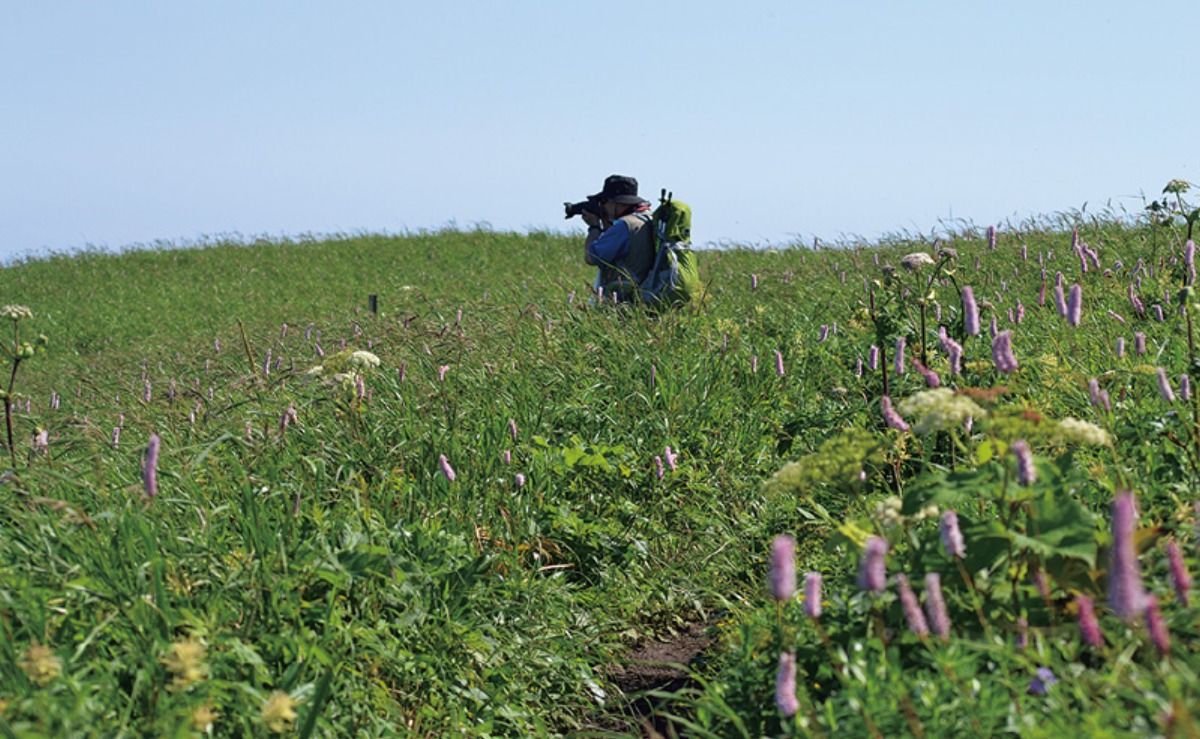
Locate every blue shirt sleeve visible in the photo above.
<box><xmin>586</xmin><ymin>219</ymin><xmax>631</xmax><ymax>265</ymax></box>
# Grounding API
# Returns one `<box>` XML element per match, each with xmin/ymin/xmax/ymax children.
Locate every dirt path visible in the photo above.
<box><xmin>585</xmin><ymin>621</ymin><xmax>714</xmax><ymax>737</ymax></box>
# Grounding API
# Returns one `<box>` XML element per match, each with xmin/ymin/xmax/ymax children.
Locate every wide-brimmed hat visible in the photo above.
<box><xmin>590</xmin><ymin>174</ymin><xmax>647</xmax><ymax>205</ymax></box>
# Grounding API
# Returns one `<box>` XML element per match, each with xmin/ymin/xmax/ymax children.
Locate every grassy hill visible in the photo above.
<box><xmin>1</xmin><ymin>210</ymin><xmax>1198</xmax><ymax>736</ymax></box>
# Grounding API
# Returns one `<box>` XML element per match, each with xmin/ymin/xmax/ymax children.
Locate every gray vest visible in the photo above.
<box><xmin>614</xmin><ymin>211</ymin><xmax>656</xmax><ymax>283</ymax></box>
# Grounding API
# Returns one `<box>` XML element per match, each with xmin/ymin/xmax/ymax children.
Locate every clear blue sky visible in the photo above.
<box><xmin>3</xmin><ymin>2</ymin><xmax>1196</xmax><ymax>262</ymax></box>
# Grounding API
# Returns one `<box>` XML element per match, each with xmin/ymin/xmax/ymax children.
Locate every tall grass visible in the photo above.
<box><xmin>0</xmin><ymin>200</ymin><xmax>1197</xmax><ymax>736</ymax></box>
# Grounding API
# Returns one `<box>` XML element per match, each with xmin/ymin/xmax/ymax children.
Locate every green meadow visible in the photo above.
<box><xmin>1</xmin><ymin>189</ymin><xmax>1199</xmax><ymax>736</ymax></box>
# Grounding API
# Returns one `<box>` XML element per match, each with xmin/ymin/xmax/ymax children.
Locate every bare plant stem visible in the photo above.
<box><xmin>4</xmin><ymin>320</ymin><xmax>21</xmax><ymax>469</ymax></box>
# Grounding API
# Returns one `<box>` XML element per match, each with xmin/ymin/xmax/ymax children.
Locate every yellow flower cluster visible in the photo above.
<box><xmin>897</xmin><ymin>389</ymin><xmax>987</xmax><ymax>436</ymax></box>
<box><xmin>160</xmin><ymin>639</ymin><xmax>208</xmax><ymax>690</ymax></box>
<box><xmin>20</xmin><ymin>644</ymin><xmax>62</xmax><ymax>686</ymax></box>
<box><xmin>261</xmin><ymin>691</ymin><xmax>299</xmax><ymax>733</ymax></box>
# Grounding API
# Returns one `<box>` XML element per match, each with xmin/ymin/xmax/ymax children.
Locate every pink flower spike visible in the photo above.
<box><xmin>1109</xmin><ymin>490</ymin><xmax>1147</xmax><ymax>623</ymax></box>
<box><xmin>962</xmin><ymin>287</ymin><xmax>980</xmax><ymax>336</ymax></box>
<box><xmin>654</xmin><ymin>456</ymin><xmax>664</xmax><ymax>480</ymax></box>
<box><xmin>881</xmin><ymin>396</ymin><xmax>909</xmax><ymax>432</ymax></box>
<box><xmin>664</xmin><ymin>446</ymin><xmax>678</xmax><ymax>471</ymax></box>
<box><xmin>924</xmin><ymin>573</ymin><xmax>951</xmax><ymax>640</ymax></box>
<box><xmin>1157</xmin><ymin>368</ymin><xmax>1176</xmax><ymax>403</ymax></box>
<box><xmin>775</xmin><ymin>652</ymin><xmax>799</xmax><ymax>718</ymax></box>
<box><xmin>991</xmin><ymin>330</ymin><xmax>1019</xmax><ymax>373</ymax></box>
<box><xmin>768</xmin><ymin>535</ymin><xmax>797</xmax><ymax>601</ymax></box>
<box><xmin>940</xmin><ymin>510</ymin><xmax>966</xmax><ymax>559</ymax></box>
<box><xmin>895</xmin><ymin>574</ymin><xmax>929</xmax><ymax>637</ymax></box>
<box><xmin>894</xmin><ymin>337</ymin><xmax>906</xmax><ymax>374</ymax></box>
<box><xmin>1054</xmin><ymin>284</ymin><xmax>1067</xmax><ymax>316</ymax></box>
<box><xmin>803</xmin><ymin>572</ymin><xmax>823</xmax><ymax>619</ymax></box>
<box><xmin>1168</xmin><ymin>538</ymin><xmax>1192</xmax><ymax>607</ymax></box>
<box><xmin>438</xmin><ymin>454</ymin><xmax>456</xmax><ymax>482</ymax></box>
<box><xmin>1011</xmin><ymin>440</ymin><xmax>1035</xmax><ymax>485</ymax></box>
<box><xmin>1145</xmin><ymin>596</ymin><xmax>1171</xmax><ymax>656</ymax></box>
<box><xmin>1076</xmin><ymin>594</ymin><xmax>1104</xmax><ymax>648</ymax></box>
<box><xmin>775</xmin><ymin>350</ymin><xmax>785</xmax><ymax>376</ymax></box>
<box><xmin>911</xmin><ymin>358</ymin><xmax>940</xmax><ymax>388</ymax></box>
<box><xmin>1067</xmin><ymin>284</ymin><xmax>1083</xmax><ymax>326</ymax></box>
<box><xmin>143</xmin><ymin>433</ymin><xmax>161</xmax><ymax>499</ymax></box>
<box><xmin>858</xmin><ymin>536</ymin><xmax>888</xmax><ymax>593</ymax></box>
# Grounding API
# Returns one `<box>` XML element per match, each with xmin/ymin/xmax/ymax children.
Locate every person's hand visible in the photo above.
<box><xmin>581</xmin><ymin>212</ymin><xmax>601</xmax><ymax>229</ymax></box>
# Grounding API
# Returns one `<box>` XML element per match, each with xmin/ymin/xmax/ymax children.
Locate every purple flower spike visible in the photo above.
<box><xmin>895</xmin><ymin>574</ymin><xmax>929</xmax><ymax>637</ymax></box>
<box><xmin>775</xmin><ymin>652</ymin><xmax>799</xmax><ymax>717</ymax></box>
<box><xmin>881</xmin><ymin>396</ymin><xmax>909</xmax><ymax>432</ymax></box>
<box><xmin>1157</xmin><ymin>368</ymin><xmax>1176</xmax><ymax>403</ymax></box>
<box><xmin>1181</xmin><ymin>374</ymin><xmax>1191</xmax><ymax>402</ymax></box>
<box><xmin>1011</xmin><ymin>440</ymin><xmax>1035</xmax><ymax>485</ymax></box>
<box><xmin>1054</xmin><ymin>284</ymin><xmax>1068</xmax><ymax>316</ymax></box>
<box><xmin>143</xmin><ymin>433</ymin><xmax>161</xmax><ymax>499</ymax></box>
<box><xmin>991</xmin><ymin>330</ymin><xmax>1019</xmax><ymax>374</ymax></box>
<box><xmin>804</xmin><ymin>572</ymin><xmax>823</xmax><ymax>619</ymax></box>
<box><xmin>1135</xmin><ymin>332</ymin><xmax>1147</xmax><ymax>355</ymax></box>
<box><xmin>962</xmin><ymin>287</ymin><xmax>980</xmax><ymax>336</ymax></box>
<box><xmin>1168</xmin><ymin>539</ymin><xmax>1192</xmax><ymax>607</ymax></box>
<box><xmin>1067</xmin><ymin>284</ymin><xmax>1083</xmax><ymax>326</ymax></box>
<box><xmin>654</xmin><ymin>455</ymin><xmax>664</xmax><ymax>480</ymax></box>
<box><xmin>1145</xmin><ymin>596</ymin><xmax>1171</xmax><ymax>656</ymax></box>
<box><xmin>858</xmin><ymin>536</ymin><xmax>888</xmax><ymax>593</ymax></box>
<box><xmin>1128</xmin><ymin>284</ymin><xmax>1145</xmax><ymax>316</ymax></box>
<box><xmin>775</xmin><ymin>350</ymin><xmax>785</xmax><ymax>376</ymax></box>
<box><xmin>768</xmin><ymin>535</ymin><xmax>797</xmax><ymax>601</ymax></box>
<box><xmin>868</xmin><ymin>345</ymin><xmax>879</xmax><ymax>371</ymax></box>
<box><xmin>894</xmin><ymin>337</ymin><xmax>906</xmax><ymax>374</ymax></box>
<box><xmin>438</xmin><ymin>454</ymin><xmax>457</xmax><ymax>482</ymax></box>
<box><xmin>911</xmin><ymin>358</ymin><xmax>940</xmax><ymax>388</ymax></box>
<box><xmin>924</xmin><ymin>573</ymin><xmax>951</xmax><ymax>640</ymax></box>
<box><xmin>1109</xmin><ymin>490</ymin><xmax>1147</xmax><ymax>623</ymax></box>
<box><xmin>1116</xmin><ymin>337</ymin><xmax>1126</xmax><ymax>359</ymax></box>
<box><xmin>945</xmin><ymin>336</ymin><xmax>963</xmax><ymax>375</ymax></box>
<box><xmin>1076</xmin><ymin>594</ymin><xmax>1104</xmax><ymax>647</ymax></box>
<box><xmin>940</xmin><ymin>510</ymin><xmax>966</xmax><ymax>559</ymax></box>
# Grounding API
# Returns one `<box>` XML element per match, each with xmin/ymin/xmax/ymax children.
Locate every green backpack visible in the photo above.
<box><xmin>636</xmin><ymin>190</ymin><xmax>700</xmax><ymax>306</ymax></box>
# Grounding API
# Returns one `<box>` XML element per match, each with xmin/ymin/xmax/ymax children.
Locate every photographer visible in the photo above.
<box><xmin>578</xmin><ymin>175</ymin><xmax>656</xmax><ymax>300</ymax></box>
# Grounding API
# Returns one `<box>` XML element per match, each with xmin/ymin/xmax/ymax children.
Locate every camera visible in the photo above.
<box><xmin>563</xmin><ymin>196</ymin><xmax>605</xmax><ymax>220</ymax></box>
